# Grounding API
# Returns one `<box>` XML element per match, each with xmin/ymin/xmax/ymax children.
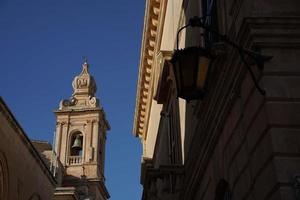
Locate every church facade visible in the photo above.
<box><xmin>0</xmin><ymin>60</ymin><xmax>110</xmax><ymax>200</ymax></box>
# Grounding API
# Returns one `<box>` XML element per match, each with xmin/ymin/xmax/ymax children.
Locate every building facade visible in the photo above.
<box><xmin>0</xmin><ymin>60</ymin><xmax>110</xmax><ymax>200</ymax></box>
<box><xmin>133</xmin><ymin>0</ymin><xmax>300</xmax><ymax>199</ymax></box>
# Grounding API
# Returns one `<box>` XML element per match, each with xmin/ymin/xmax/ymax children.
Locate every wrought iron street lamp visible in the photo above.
<box><xmin>172</xmin><ymin>16</ymin><xmax>272</xmax><ymax>100</ymax></box>
<box><xmin>171</xmin><ymin>46</ymin><xmax>212</xmax><ymax>100</ymax></box>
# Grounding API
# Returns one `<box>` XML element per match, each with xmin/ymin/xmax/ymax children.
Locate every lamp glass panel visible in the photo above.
<box><xmin>181</xmin><ymin>52</ymin><xmax>197</xmax><ymax>88</ymax></box>
<box><xmin>196</xmin><ymin>56</ymin><xmax>210</xmax><ymax>88</ymax></box>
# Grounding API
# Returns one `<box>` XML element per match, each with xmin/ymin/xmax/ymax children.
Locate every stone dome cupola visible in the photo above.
<box><xmin>59</xmin><ymin>58</ymin><xmax>100</xmax><ymax>110</ymax></box>
<box><xmin>72</xmin><ymin>59</ymin><xmax>97</xmax><ymax>98</ymax></box>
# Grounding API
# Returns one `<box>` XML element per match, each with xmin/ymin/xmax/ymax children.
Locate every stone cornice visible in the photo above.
<box><xmin>54</xmin><ymin>107</ymin><xmax>102</xmax><ymax>113</ymax></box>
<box><xmin>54</xmin><ymin>107</ymin><xmax>111</xmax><ymax>131</ymax></box>
<box><xmin>133</xmin><ymin>0</ymin><xmax>167</xmax><ymax>138</ymax></box>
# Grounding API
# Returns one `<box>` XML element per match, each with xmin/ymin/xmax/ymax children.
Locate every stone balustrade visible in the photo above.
<box><xmin>68</xmin><ymin>156</ymin><xmax>82</xmax><ymax>165</ymax></box>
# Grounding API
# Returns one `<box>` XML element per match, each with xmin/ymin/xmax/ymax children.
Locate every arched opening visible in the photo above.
<box><xmin>68</xmin><ymin>132</ymin><xmax>83</xmax><ymax>165</ymax></box>
<box><xmin>70</xmin><ymin>132</ymin><xmax>83</xmax><ymax>156</ymax></box>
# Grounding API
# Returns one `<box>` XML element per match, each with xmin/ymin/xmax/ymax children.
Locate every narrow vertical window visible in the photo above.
<box><xmin>202</xmin><ymin>0</ymin><xmax>218</xmax><ymax>47</ymax></box>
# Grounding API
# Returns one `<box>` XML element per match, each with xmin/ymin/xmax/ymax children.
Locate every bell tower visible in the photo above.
<box><xmin>53</xmin><ymin>60</ymin><xmax>110</xmax><ymax>200</ymax></box>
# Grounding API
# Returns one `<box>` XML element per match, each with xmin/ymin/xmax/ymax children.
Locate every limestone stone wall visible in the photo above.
<box><xmin>0</xmin><ymin>98</ymin><xmax>55</xmax><ymax>200</ymax></box>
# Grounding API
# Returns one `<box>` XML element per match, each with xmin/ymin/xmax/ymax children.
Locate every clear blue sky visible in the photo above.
<box><xmin>0</xmin><ymin>0</ymin><xmax>145</xmax><ymax>199</ymax></box>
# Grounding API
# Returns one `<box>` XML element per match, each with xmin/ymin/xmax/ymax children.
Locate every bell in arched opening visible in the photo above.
<box><xmin>71</xmin><ymin>135</ymin><xmax>82</xmax><ymax>151</ymax></box>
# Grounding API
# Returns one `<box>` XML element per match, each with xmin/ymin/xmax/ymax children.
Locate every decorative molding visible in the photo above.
<box><xmin>60</xmin><ymin>121</ymin><xmax>67</xmax><ymax>125</ymax></box>
<box><xmin>59</xmin><ymin>62</ymin><xmax>100</xmax><ymax>111</ymax></box>
<box><xmin>72</xmin><ymin>62</ymin><xmax>97</xmax><ymax>98</ymax></box>
<box><xmin>59</xmin><ymin>96</ymin><xmax>100</xmax><ymax>110</ymax></box>
<box><xmin>133</xmin><ymin>0</ymin><xmax>168</xmax><ymax>138</ymax></box>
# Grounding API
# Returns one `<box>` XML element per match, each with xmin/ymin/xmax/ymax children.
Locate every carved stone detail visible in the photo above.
<box><xmin>72</xmin><ymin>62</ymin><xmax>96</xmax><ymax>97</ymax></box>
<box><xmin>58</xmin><ymin>61</ymin><xmax>101</xmax><ymax>111</ymax></box>
<box><xmin>133</xmin><ymin>0</ymin><xmax>163</xmax><ymax>138</ymax></box>
<box><xmin>88</xmin><ymin>97</ymin><xmax>98</xmax><ymax>107</ymax></box>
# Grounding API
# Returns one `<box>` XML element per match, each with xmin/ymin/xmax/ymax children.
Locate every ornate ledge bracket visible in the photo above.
<box><xmin>59</xmin><ymin>60</ymin><xmax>100</xmax><ymax>110</ymax></box>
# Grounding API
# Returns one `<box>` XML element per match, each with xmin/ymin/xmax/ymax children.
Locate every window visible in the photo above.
<box><xmin>202</xmin><ymin>0</ymin><xmax>218</xmax><ymax>47</ymax></box>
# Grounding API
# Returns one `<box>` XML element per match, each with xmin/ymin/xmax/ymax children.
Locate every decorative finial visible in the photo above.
<box><xmin>83</xmin><ymin>56</ymin><xmax>88</xmax><ymax>64</ymax></box>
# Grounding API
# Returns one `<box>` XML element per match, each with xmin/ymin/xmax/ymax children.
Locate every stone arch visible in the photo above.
<box><xmin>68</xmin><ymin>130</ymin><xmax>84</xmax><ymax>156</ymax></box>
<box><xmin>0</xmin><ymin>151</ymin><xmax>9</xmax><ymax>200</ymax></box>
